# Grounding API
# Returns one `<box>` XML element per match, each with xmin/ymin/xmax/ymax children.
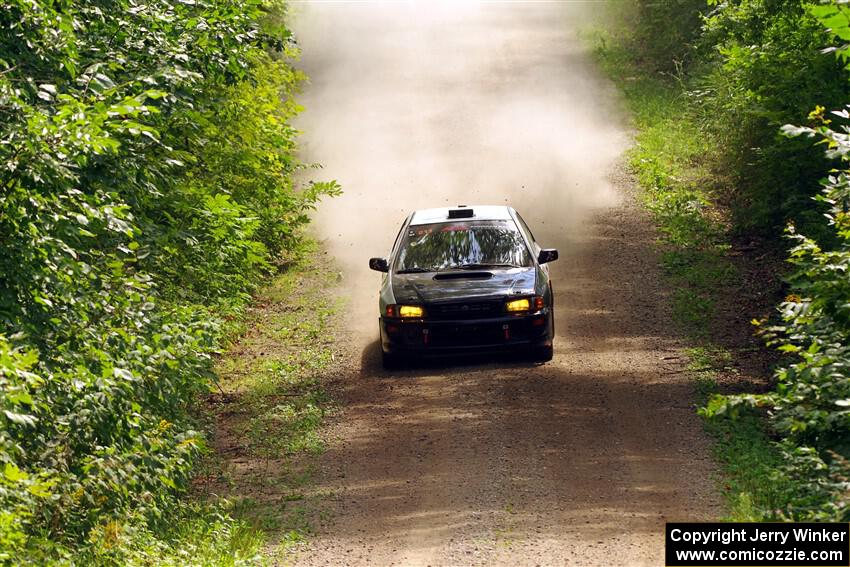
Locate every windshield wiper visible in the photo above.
<box><xmin>396</xmin><ymin>267</ymin><xmax>434</xmax><ymax>274</ymax></box>
<box><xmin>457</xmin><ymin>263</ymin><xmax>521</xmax><ymax>270</ymax></box>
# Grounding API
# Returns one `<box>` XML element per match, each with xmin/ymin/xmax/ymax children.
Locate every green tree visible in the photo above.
<box><xmin>0</xmin><ymin>0</ymin><xmax>338</xmax><ymax>560</ymax></box>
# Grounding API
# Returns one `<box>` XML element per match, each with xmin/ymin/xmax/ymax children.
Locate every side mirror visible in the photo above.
<box><xmin>538</xmin><ymin>249</ymin><xmax>559</xmax><ymax>264</ymax></box>
<box><xmin>369</xmin><ymin>257</ymin><xmax>389</xmax><ymax>272</ymax></box>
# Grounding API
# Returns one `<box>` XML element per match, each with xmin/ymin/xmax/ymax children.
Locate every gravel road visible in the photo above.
<box><xmin>290</xmin><ymin>3</ymin><xmax>722</xmax><ymax>565</ymax></box>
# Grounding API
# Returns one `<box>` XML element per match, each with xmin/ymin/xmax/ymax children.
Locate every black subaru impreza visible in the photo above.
<box><xmin>369</xmin><ymin>205</ymin><xmax>558</xmax><ymax>368</ymax></box>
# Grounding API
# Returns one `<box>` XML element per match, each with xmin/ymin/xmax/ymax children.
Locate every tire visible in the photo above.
<box><xmin>533</xmin><ymin>343</ymin><xmax>553</xmax><ymax>362</ymax></box>
<box><xmin>381</xmin><ymin>350</ymin><xmax>403</xmax><ymax>370</ymax></box>
<box><xmin>379</xmin><ymin>320</ymin><xmax>400</xmax><ymax>370</ymax></box>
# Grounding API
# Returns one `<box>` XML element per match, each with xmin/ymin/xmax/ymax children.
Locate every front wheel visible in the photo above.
<box><xmin>382</xmin><ymin>350</ymin><xmax>404</xmax><ymax>370</ymax></box>
<box><xmin>533</xmin><ymin>344</ymin><xmax>553</xmax><ymax>362</ymax></box>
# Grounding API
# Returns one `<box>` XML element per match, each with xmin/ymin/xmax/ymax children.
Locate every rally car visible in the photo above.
<box><xmin>369</xmin><ymin>205</ymin><xmax>558</xmax><ymax>368</ymax></box>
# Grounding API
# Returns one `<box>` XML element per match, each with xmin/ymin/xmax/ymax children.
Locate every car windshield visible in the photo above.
<box><xmin>395</xmin><ymin>220</ymin><xmax>532</xmax><ymax>273</ymax></box>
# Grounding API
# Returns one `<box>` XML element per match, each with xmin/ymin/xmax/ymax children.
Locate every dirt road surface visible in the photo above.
<box><xmin>290</xmin><ymin>3</ymin><xmax>722</xmax><ymax>565</ymax></box>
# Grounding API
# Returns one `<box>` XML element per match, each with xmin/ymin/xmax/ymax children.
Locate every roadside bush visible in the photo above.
<box><xmin>0</xmin><ymin>0</ymin><xmax>338</xmax><ymax>561</ymax></box>
<box><xmin>628</xmin><ymin>0</ymin><xmax>709</xmax><ymax>74</ymax></box>
<box><xmin>621</xmin><ymin>0</ymin><xmax>850</xmax><ymax>235</ymax></box>
<box><xmin>697</xmin><ymin>0</ymin><xmax>850</xmax><ymax>234</ymax></box>
<box><xmin>759</xmin><ymin>108</ymin><xmax>850</xmax><ymax>520</ymax></box>
<box><xmin>706</xmin><ymin>2</ymin><xmax>850</xmax><ymax>521</ymax></box>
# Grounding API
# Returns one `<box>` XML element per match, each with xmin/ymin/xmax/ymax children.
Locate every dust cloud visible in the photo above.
<box><xmin>291</xmin><ymin>1</ymin><xmax>629</xmax><ymax>338</ymax></box>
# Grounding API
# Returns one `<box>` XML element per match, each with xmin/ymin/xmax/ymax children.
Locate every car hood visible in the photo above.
<box><xmin>390</xmin><ymin>267</ymin><xmax>537</xmax><ymax>303</ymax></box>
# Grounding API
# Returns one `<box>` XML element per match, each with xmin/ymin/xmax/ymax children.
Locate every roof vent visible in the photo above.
<box><xmin>448</xmin><ymin>206</ymin><xmax>474</xmax><ymax>219</ymax></box>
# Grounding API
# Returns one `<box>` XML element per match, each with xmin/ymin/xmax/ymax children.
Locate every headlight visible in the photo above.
<box><xmin>505</xmin><ymin>296</ymin><xmax>545</xmax><ymax>313</ymax></box>
<box><xmin>398</xmin><ymin>305</ymin><xmax>425</xmax><ymax>318</ymax></box>
<box><xmin>505</xmin><ymin>298</ymin><xmax>531</xmax><ymax>312</ymax></box>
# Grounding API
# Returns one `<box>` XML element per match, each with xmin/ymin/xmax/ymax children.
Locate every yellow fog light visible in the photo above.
<box><xmin>398</xmin><ymin>305</ymin><xmax>425</xmax><ymax>318</ymax></box>
<box><xmin>505</xmin><ymin>298</ymin><xmax>531</xmax><ymax>312</ymax></box>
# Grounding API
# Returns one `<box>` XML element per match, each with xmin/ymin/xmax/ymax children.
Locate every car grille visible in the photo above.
<box><xmin>427</xmin><ymin>300</ymin><xmax>502</xmax><ymax>320</ymax></box>
<box><xmin>427</xmin><ymin>320</ymin><xmax>536</xmax><ymax>347</ymax></box>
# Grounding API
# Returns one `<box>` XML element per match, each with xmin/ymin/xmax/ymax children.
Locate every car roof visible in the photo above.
<box><xmin>409</xmin><ymin>205</ymin><xmax>515</xmax><ymax>226</ymax></box>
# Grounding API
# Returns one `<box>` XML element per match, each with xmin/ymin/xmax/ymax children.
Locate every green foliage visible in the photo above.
<box><xmin>683</xmin><ymin>347</ymin><xmax>790</xmax><ymax>521</ymax></box>
<box><xmin>628</xmin><ymin>0</ymin><xmax>710</xmax><ymax>73</ymax></box>
<box><xmin>615</xmin><ymin>0</ymin><xmax>850</xmax><ymax>235</ymax></box>
<box><xmin>698</xmin><ymin>0</ymin><xmax>850</xmax><ymax>233</ymax></box>
<box><xmin>700</xmin><ymin>397</ymin><xmax>789</xmax><ymax>521</ymax></box>
<box><xmin>73</xmin><ymin>503</ymin><xmax>264</xmax><ymax>566</ymax></box>
<box><xmin>0</xmin><ymin>0</ymin><xmax>338</xmax><ymax>561</ymax></box>
<box><xmin>806</xmin><ymin>3</ymin><xmax>850</xmax><ymax>70</ymax></box>
<box><xmin>707</xmin><ymin>108</ymin><xmax>850</xmax><ymax>521</ymax></box>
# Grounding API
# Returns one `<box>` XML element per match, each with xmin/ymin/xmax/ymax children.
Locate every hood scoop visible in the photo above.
<box><xmin>433</xmin><ymin>271</ymin><xmax>493</xmax><ymax>280</ymax></box>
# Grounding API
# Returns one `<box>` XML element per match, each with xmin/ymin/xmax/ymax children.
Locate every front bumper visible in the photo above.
<box><xmin>380</xmin><ymin>311</ymin><xmax>553</xmax><ymax>355</ymax></box>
